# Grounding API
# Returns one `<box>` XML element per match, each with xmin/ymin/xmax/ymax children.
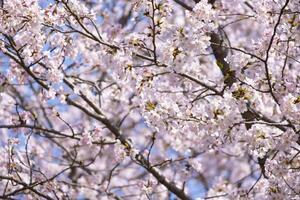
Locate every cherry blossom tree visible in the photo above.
<box><xmin>0</xmin><ymin>0</ymin><xmax>299</xmax><ymax>199</ymax></box>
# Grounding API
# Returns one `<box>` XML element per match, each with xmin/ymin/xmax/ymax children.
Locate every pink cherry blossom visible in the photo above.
<box><xmin>0</xmin><ymin>0</ymin><xmax>299</xmax><ymax>199</ymax></box>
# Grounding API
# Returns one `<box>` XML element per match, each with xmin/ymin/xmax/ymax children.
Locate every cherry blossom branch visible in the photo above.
<box><xmin>60</xmin><ymin>0</ymin><xmax>119</xmax><ymax>50</ymax></box>
<box><xmin>65</xmin><ymin>98</ymin><xmax>193</xmax><ymax>200</ymax></box>
<box><xmin>176</xmin><ymin>72</ymin><xmax>223</xmax><ymax>96</ymax></box>
<box><xmin>0</xmin><ymin>52</ymin><xmax>191</xmax><ymax>200</ymax></box>
<box><xmin>263</xmin><ymin>0</ymin><xmax>290</xmax><ymax>105</ymax></box>
<box><xmin>0</xmin><ymin>175</ymin><xmax>54</xmax><ymax>200</ymax></box>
